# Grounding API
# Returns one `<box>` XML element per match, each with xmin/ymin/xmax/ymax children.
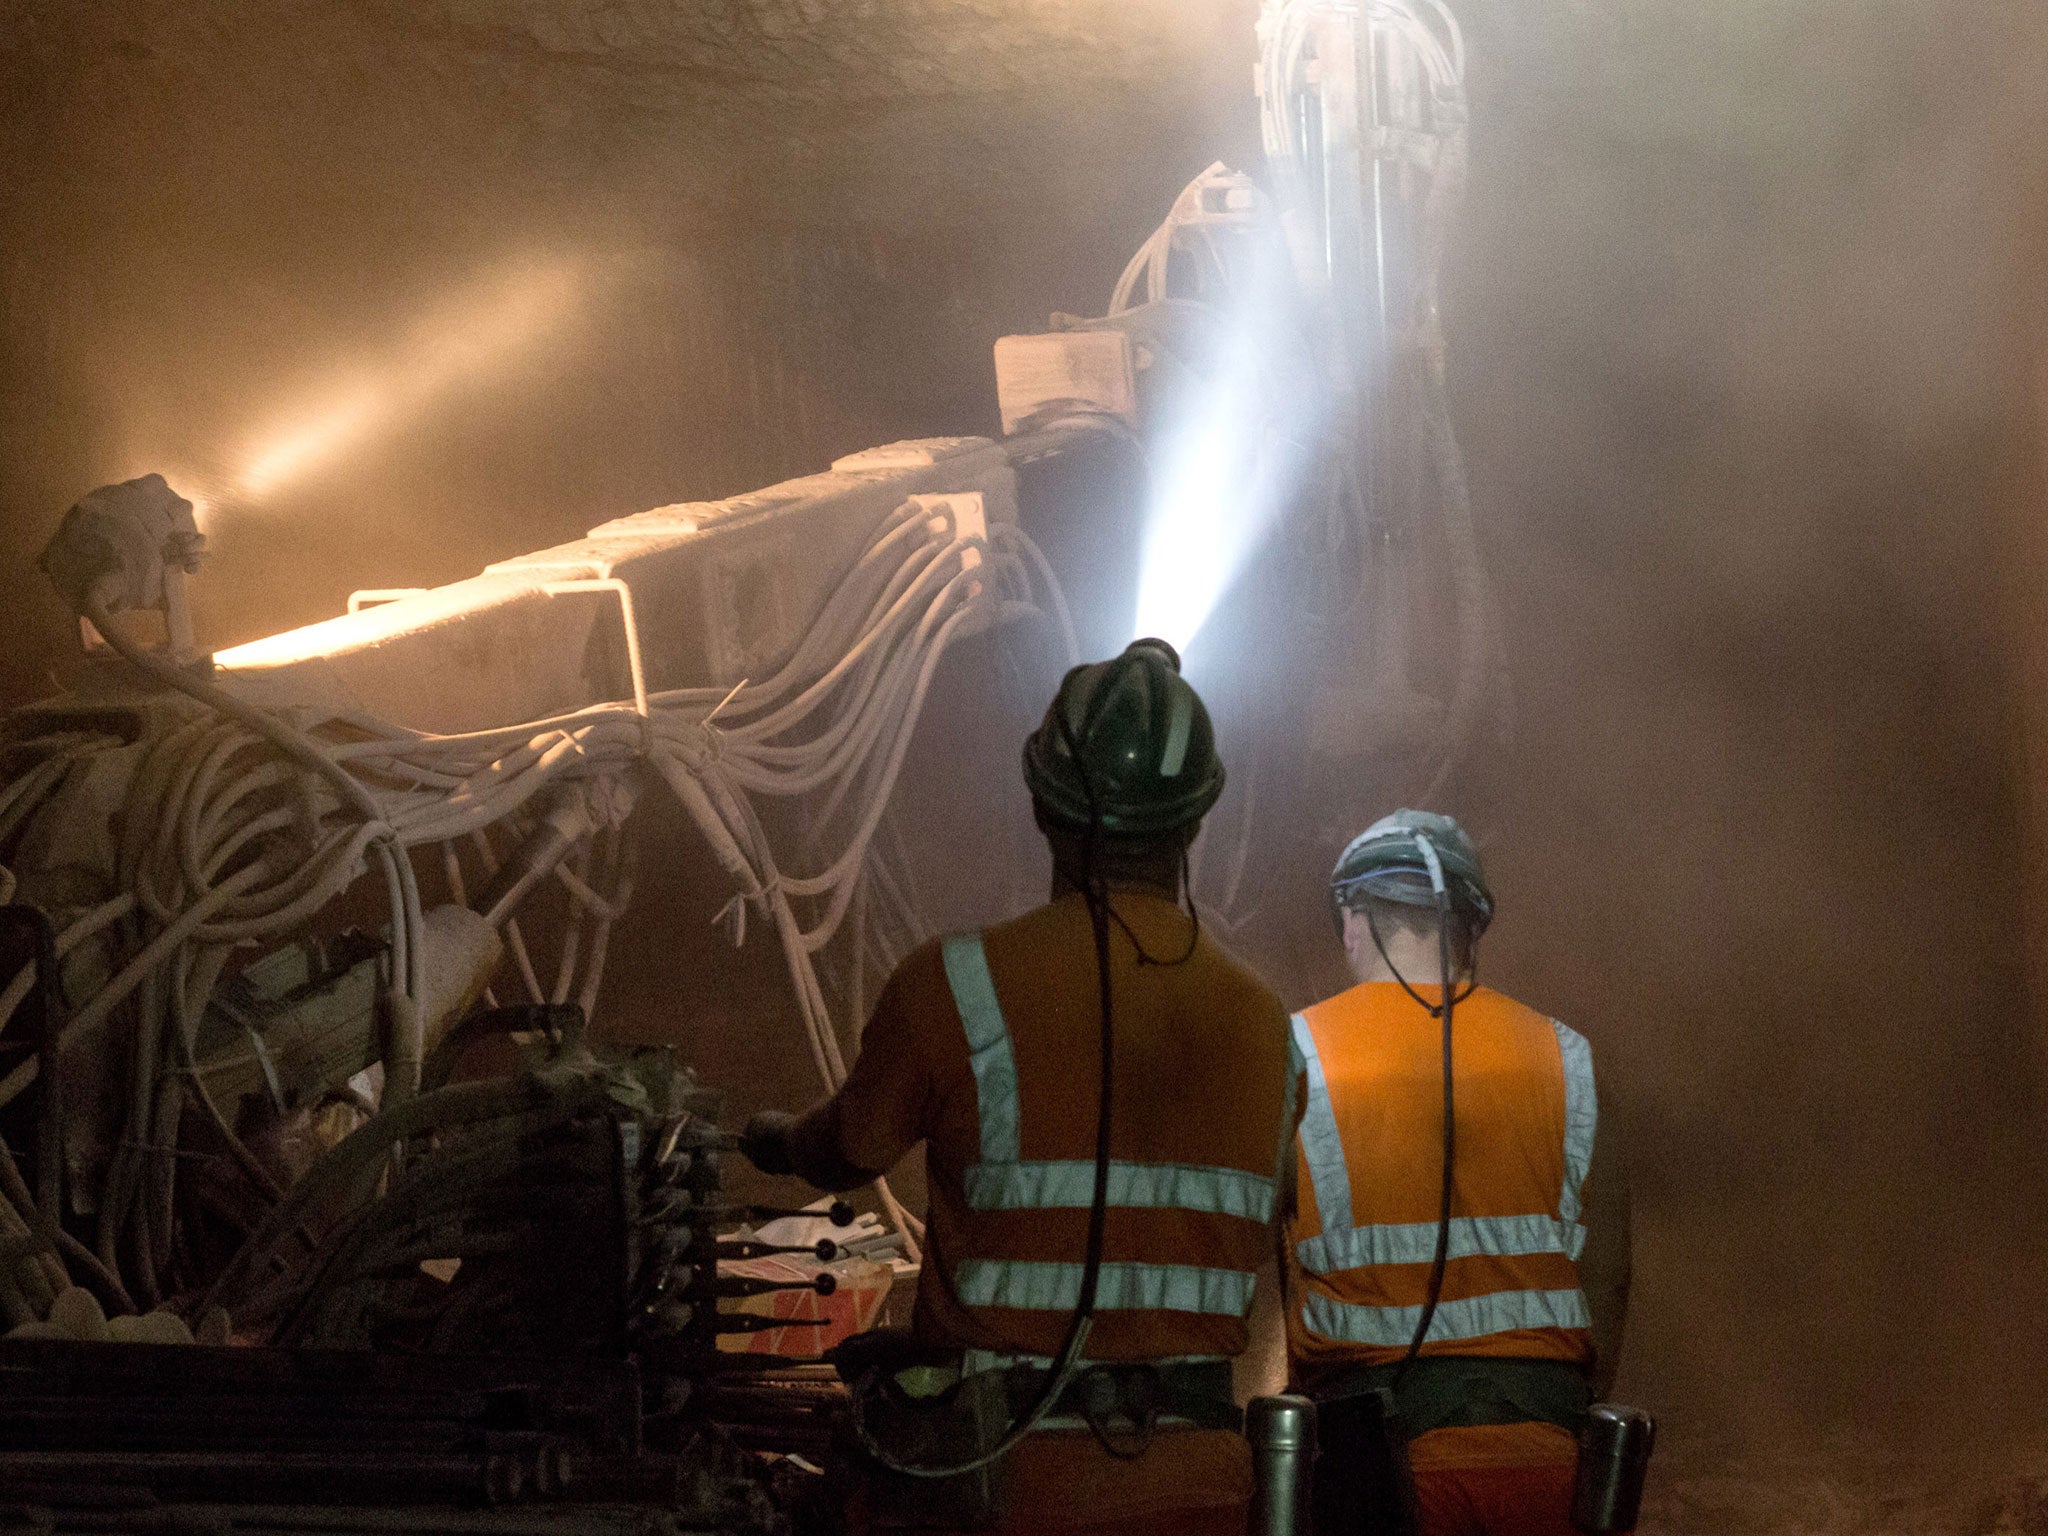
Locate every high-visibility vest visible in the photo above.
<box><xmin>937</xmin><ymin>931</ymin><xmax>1291</xmax><ymax>1366</ymax></box>
<box><xmin>1286</xmin><ymin>984</ymin><xmax>1597</xmax><ymax>1368</ymax></box>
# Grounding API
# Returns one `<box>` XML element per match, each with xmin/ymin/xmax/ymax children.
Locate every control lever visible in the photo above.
<box><xmin>717</xmin><ymin>1237</ymin><xmax>841</xmax><ymax>1262</ymax></box>
<box><xmin>713</xmin><ymin>1272</ymin><xmax>838</xmax><ymax>1301</ymax></box>
<box><xmin>714</xmin><ymin>1314</ymin><xmax>830</xmax><ymax>1335</ymax></box>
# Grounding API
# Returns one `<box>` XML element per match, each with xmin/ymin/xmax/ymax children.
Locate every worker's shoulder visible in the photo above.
<box><xmin>1468</xmin><ymin>990</ymin><xmax>1614</xmax><ymax>1086</ymax></box>
<box><xmin>1187</xmin><ymin>927</ymin><xmax>1287</xmax><ymax>1009</ymax></box>
<box><xmin>871</xmin><ymin>935</ymin><xmax>954</xmax><ymax>1022</ymax></box>
<box><xmin>1465</xmin><ymin>985</ymin><xmax>1589</xmax><ymax>1045</ymax></box>
<box><xmin>887</xmin><ymin>931</ymin><xmax>951</xmax><ymax>973</ymax></box>
<box><xmin>979</xmin><ymin>897</ymin><xmax>1061</xmax><ymax>946</ymax></box>
<box><xmin>1475</xmin><ymin>985</ymin><xmax>1566</xmax><ymax>1025</ymax></box>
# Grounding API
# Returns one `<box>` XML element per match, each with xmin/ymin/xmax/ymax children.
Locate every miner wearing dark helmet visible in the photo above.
<box><xmin>741</xmin><ymin>639</ymin><xmax>1300</xmax><ymax>1536</ymax></box>
<box><xmin>1286</xmin><ymin>811</ymin><xmax>1634</xmax><ymax>1536</ymax></box>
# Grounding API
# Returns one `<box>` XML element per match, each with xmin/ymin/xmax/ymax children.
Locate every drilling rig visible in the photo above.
<box><xmin>0</xmin><ymin>4</ymin><xmax>1491</xmax><ymax>1531</ymax></box>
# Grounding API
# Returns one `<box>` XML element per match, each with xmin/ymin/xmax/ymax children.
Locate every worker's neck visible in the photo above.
<box><xmin>1041</xmin><ymin>824</ymin><xmax>1185</xmax><ymax>906</ymax></box>
<box><xmin>1049</xmin><ymin>865</ymin><xmax>1181</xmax><ymax>905</ymax></box>
<box><xmin>1346</xmin><ymin>924</ymin><xmax>1464</xmax><ymax>989</ymax></box>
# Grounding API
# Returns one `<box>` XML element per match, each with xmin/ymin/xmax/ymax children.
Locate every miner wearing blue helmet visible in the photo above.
<box><xmin>1285</xmin><ymin>810</ymin><xmax>1633</xmax><ymax>1536</ymax></box>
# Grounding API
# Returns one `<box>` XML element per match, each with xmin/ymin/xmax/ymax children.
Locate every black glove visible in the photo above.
<box><xmin>740</xmin><ymin>1109</ymin><xmax>799</xmax><ymax>1176</ymax></box>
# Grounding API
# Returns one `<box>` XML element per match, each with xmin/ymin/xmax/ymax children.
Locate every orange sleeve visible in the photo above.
<box><xmin>826</xmin><ymin>942</ymin><xmax>947</xmax><ymax>1177</ymax></box>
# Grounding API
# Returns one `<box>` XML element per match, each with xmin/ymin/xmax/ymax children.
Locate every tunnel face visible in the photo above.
<box><xmin>6</xmin><ymin>0</ymin><xmax>2048</xmax><ymax>1526</ymax></box>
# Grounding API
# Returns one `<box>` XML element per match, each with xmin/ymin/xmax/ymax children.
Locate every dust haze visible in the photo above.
<box><xmin>1444</xmin><ymin>0</ymin><xmax>2048</xmax><ymax>1472</ymax></box>
<box><xmin>5</xmin><ymin>0</ymin><xmax>2048</xmax><ymax>1520</ymax></box>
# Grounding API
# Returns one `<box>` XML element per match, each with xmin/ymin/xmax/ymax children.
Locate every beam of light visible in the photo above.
<box><xmin>1131</xmin><ymin>235</ymin><xmax>1327</xmax><ymax>656</ymax></box>
<box><xmin>238</xmin><ymin>392</ymin><xmax>383</xmax><ymax>499</ymax></box>
<box><xmin>232</xmin><ymin>254</ymin><xmax>586</xmax><ymax>503</ymax></box>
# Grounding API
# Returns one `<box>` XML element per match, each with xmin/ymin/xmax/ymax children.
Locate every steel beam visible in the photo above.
<box><xmin>211</xmin><ymin>438</ymin><xmax>1019</xmax><ymax>733</ymax></box>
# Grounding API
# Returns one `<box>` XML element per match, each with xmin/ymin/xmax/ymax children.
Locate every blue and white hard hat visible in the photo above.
<box><xmin>1328</xmin><ymin>810</ymin><xmax>1494</xmax><ymax>936</ymax></box>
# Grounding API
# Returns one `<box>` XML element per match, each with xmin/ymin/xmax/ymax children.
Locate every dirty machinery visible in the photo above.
<box><xmin>0</xmin><ymin>4</ymin><xmax>1487</xmax><ymax>1532</ymax></box>
<box><xmin>0</xmin><ymin>446</ymin><xmax>1062</xmax><ymax>1535</ymax></box>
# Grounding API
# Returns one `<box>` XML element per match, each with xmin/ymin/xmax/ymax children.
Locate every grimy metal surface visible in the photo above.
<box><xmin>210</xmin><ymin>438</ymin><xmax>1020</xmax><ymax>733</ymax></box>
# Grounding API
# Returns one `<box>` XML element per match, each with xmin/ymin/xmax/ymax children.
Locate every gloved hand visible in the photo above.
<box><xmin>740</xmin><ymin>1109</ymin><xmax>799</xmax><ymax>1176</ymax></box>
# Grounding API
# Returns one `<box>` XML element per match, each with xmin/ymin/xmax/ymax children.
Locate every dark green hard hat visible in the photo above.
<box><xmin>1023</xmin><ymin>638</ymin><xmax>1225</xmax><ymax>837</ymax></box>
<box><xmin>1329</xmin><ymin>810</ymin><xmax>1495</xmax><ymax>935</ymax></box>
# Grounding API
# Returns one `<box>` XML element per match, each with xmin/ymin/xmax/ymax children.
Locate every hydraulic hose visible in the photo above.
<box><xmin>201</xmin><ymin>1071</ymin><xmax>608</xmax><ymax>1318</ymax></box>
<box><xmin>0</xmin><ymin>906</ymin><xmax>64</xmax><ymax>1225</ymax></box>
<box><xmin>0</xmin><ymin>1131</ymin><xmax>130</xmax><ymax>1315</ymax></box>
<box><xmin>83</xmin><ymin>591</ymin><xmax>426</xmax><ymax>1019</ymax></box>
<box><xmin>5</xmin><ymin>493</ymin><xmax>1066</xmax><ymax>1305</ymax></box>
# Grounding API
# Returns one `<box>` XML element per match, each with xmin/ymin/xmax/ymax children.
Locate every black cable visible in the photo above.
<box><xmin>1075</xmin><ymin>776</ymin><xmax>1117</xmax><ymax>1341</ymax></box>
<box><xmin>1065</xmin><ymin>695</ymin><xmax>1116</xmax><ymax>1352</ymax></box>
<box><xmin>852</xmin><ymin>692</ymin><xmax>1122</xmax><ymax>1478</ymax></box>
<box><xmin>1095</xmin><ymin>845</ymin><xmax>1200</xmax><ymax>969</ymax></box>
<box><xmin>1359</xmin><ymin>899</ymin><xmax>1474</xmax><ymax>1020</ymax></box>
<box><xmin>1338</xmin><ymin>845</ymin><xmax>1463</xmax><ymax>1377</ymax></box>
<box><xmin>1398</xmin><ymin>877</ymin><xmax>1457</xmax><ymax>1375</ymax></box>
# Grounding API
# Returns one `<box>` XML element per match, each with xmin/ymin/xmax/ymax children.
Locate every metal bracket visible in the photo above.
<box><xmin>904</xmin><ymin>493</ymin><xmax>988</xmax><ymax>573</ymax></box>
<box><xmin>542</xmin><ymin>578</ymin><xmax>650</xmax><ymax>723</ymax></box>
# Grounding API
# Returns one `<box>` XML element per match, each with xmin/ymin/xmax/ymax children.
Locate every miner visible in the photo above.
<box><xmin>1286</xmin><ymin>810</ymin><xmax>1632</xmax><ymax>1535</ymax></box>
<box><xmin>742</xmin><ymin>638</ymin><xmax>1298</xmax><ymax>1535</ymax></box>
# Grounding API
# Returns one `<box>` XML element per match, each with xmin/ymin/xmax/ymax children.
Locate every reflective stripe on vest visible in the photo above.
<box><xmin>1554</xmin><ymin>1019</ymin><xmax>1596</xmax><ymax>1231</ymax></box>
<box><xmin>1292</xmin><ymin>1013</ymin><xmax>1354</xmax><ymax>1240</ymax></box>
<box><xmin>940</xmin><ymin>932</ymin><xmax>1271</xmax><ymax>1313</ymax></box>
<box><xmin>957</xmin><ymin>1260</ymin><xmax>1258</xmax><ymax>1317</ymax></box>
<box><xmin>1291</xmin><ymin>1002</ymin><xmax>1597</xmax><ymax>1349</ymax></box>
<box><xmin>944</xmin><ymin>934</ymin><xmax>1021</xmax><ymax>1163</ymax></box>
<box><xmin>962</xmin><ymin>1160</ymin><xmax>1276</xmax><ymax>1221</ymax></box>
<box><xmin>1297</xmin><ymin>1211</ymin><xmax>1587</xmax><ymax>1273</ymax></box>
<box><xmin>1302</xmin><ymin>1287</ymin><xmax>1591</xmax><ymax>1347</ymax></box>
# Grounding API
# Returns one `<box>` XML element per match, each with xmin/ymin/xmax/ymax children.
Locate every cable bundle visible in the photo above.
<box><xmin>1257</xmin><ymin>0</ymin><xmax>1466</xmax><ymax>171</ymax></box>
<box><xmin>0</xmin><ymin>500</ymin><xmax>1076</xmax><ymax>1316</ymax></box>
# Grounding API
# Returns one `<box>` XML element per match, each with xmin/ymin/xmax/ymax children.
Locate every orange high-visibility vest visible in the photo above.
<box><xmin>933</xmin><ymin>918</ymin><xmax>1297</xmax><ymax>1367</ymax></box>
<box><xmin>1285</xmin><ymin>983</ymin><xmax>1596</xmax><ymax>1369</ymax></box>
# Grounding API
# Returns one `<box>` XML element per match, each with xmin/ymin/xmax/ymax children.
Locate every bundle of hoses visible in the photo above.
<box><xmin>199</xmin><ymin>1067</ymin><xmax>615</xmax><ymax>1338</ymax></box>
<box><xmin>0</xmin><ymin>502</ymin><xmax>1078</xmax><ymax>1319</ymax></box>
